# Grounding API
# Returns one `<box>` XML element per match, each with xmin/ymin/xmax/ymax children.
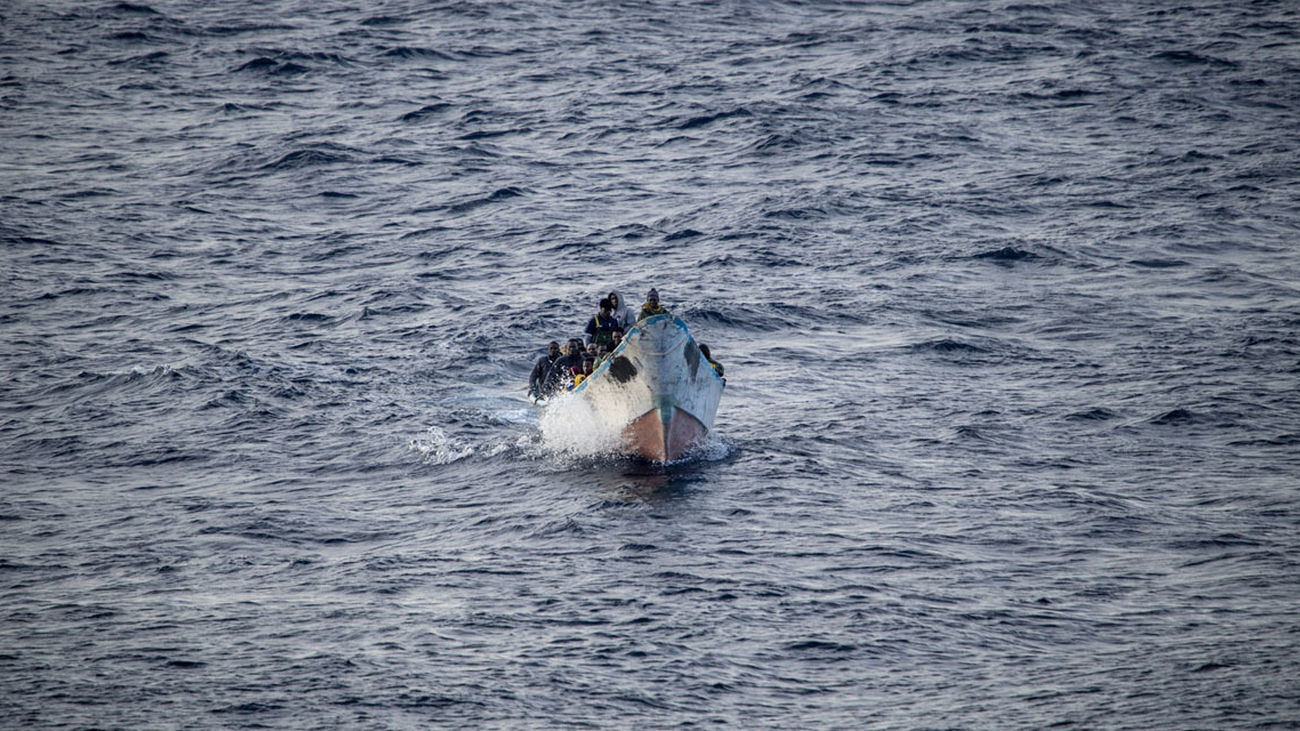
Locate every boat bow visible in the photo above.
<box><xmin>570</xmin><ymin>315</ymin><xmax>723</xmax><ymax>461</ymax></box>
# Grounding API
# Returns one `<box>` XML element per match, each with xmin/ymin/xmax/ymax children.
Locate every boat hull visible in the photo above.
<box><xmin>569</xmin><ymin>315</ymin><xmax>723</xmax><ymax>461</ymax></box>
<box><xmin>622</xmin><ymin>406</ymin><xmax>709</xmax><ymax>462</ymax></box>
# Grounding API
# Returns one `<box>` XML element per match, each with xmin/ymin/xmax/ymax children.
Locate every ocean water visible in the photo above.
<box><xmin>3</xmin><ymin>0</ymin><xmax>1300</xmax><ymax>728</ymax></box>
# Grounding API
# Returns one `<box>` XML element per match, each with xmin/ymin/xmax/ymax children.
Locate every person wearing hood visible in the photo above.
<box><xmin>638</xmin><ymin>288</ymin><xmax>669</xmax><ymax>321</ymax></box>
<box><xmin>606</xmin><ymin>290</ymin><xmax>636</xmax><ymax>331</ymax></box>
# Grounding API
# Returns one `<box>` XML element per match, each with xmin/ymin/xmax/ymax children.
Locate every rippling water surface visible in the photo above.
<box><xmin>3</xmin><ymin>1</ymin><xmax>1300</xmax><ymax>728</ymax></box>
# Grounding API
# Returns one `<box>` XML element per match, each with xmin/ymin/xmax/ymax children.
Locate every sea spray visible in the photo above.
<box><xmin>537</xmin><ymin>389</ymin><xmax>629</xmax><ymax>459</ymax></box>
<box><xmin>409</xmin><ymin>425</ymin><xmax>476</xmax><ymax>465</ymax></box>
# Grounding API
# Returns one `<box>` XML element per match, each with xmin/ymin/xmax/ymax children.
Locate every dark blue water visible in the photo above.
<box><xmin>4</xmin><ymin>1</ymin><xmax>1300</xmax><ymax>727</ymax></box>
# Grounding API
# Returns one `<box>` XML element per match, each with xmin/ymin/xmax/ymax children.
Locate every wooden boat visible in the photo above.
<box><xmin>563</xmin><ymin>314</ymin><xmax>724</xmax><ymax>461</ymax></box>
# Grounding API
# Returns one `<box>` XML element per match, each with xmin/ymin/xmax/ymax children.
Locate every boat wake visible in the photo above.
<box><xmin>408</xmin><ymin>425</ymin><xmax>481</xmax><ymax>465</ymax></box>
<box><xmin>409</xmin><ymin>424</ymin><xmax>542</xmax><ymax>466</ymax></box>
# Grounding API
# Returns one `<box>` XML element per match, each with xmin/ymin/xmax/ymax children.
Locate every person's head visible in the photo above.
<box><xmin>612</xmin><ymin>329</ymin><xmax>624</xmax><ymax>346</ymax></box>
<box><xmin>587</xmin><ymin>342</ymin><xmax>599</xmax><ymax>356</ymax></box>
<box><xmin>608</xmin><ymin>292</ymin><xmax>619</xmax><ymax>309</ymax></box>
<box><xmin>599</xmin><ymin>297</ymin><xmax>612</xmax><ymax>314</ymax></box>
<box><xmin>597</xmin><ymin>344</ymin><xmax>610</xmax><ymax>358</ymax></box>
<box><xmin>566</xmin><ymin>339</ymin><xmax>581</xmax><ymax>356</ymax></box>
<box><xmin>547</xmin><ymin>341</ymin><xmax>560</xmax><ymax>357</ymax></box>
<box><xmin>698</xmin><ymin>343</ymin><xmax>711</xmax><ymax>359</ymax></box>
<box><xmin>646</xmin><ymin>288</ymin><xmax>659</xmax><ymax>307</ymax></box>
<box><xmin>582</xmin><ymin>356</ymin><xmax>595</xmax><ymax>375</ymax></box>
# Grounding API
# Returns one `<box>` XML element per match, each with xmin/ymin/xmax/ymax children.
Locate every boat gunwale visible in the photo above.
<box><xmin>567</xmin><ymin>314</ymin><xmax>724</xmax><ymax>397</ymax></box>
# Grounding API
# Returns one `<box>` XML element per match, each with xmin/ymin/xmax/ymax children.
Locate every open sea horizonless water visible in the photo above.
<box><xmin>3</xmin><ymin>0</ymin><xmax>1300</xmax><ymax>728</ymax></box>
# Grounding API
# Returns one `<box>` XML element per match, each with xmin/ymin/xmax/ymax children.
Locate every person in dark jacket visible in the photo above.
<box><xmin>528</xmin><ymin>341</ymin><xmax>561</xmax><ymax>399</ymax></box>
<box><xmin>585</xmin><ymin>298</ymin><xmax>620</xmax><ymax>349</ymax></box>
<box><xmin>571</xmin><ymin>355</ymin><xmax>597</xmax><ymax>389</ymax></box>
<box><xmin>699</xmin><ymin>343</ymin><xmax>725</xmax><ymax>384</ymax></box>
<box><xmin>542</xmin><ymin>339</ymin><xmax>584</xmax><ymax>395</ymax></box>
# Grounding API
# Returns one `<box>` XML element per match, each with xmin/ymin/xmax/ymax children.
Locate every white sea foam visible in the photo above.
<box><xmin>408</xmin><ymin>426</ymin><xmax>476</xmax><ymax>465</ymax></box>
<box><xmin>537</xmin><ymin>391</ymin><xmax>627</xmax><ymax>459</ymax></box>
<box><xmin>684</xmin><ymin>432</ymin><xmax>734</xmax><ymax>463</ymax></box>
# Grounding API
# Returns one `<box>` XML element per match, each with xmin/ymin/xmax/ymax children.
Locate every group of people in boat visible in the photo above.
<box><xmin>527</xmin><ymin>288</ymin><xmax>723</xmax><ymax>400</ymax></box>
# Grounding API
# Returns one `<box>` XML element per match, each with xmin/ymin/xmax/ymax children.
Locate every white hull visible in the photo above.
<box><xmin>569</xmin><ymin>315</ymin><xmax>724</xmax><ymax>461</ymax></box>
